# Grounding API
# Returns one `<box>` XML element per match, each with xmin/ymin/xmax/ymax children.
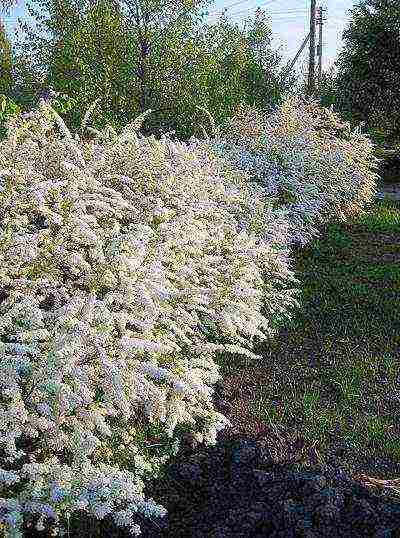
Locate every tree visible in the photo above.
<box><xmin>0</xmin><ymin>19</ymin><xmax>12</xmax><ymax>95</ymax></box>
<box><xmin>0</xmin><ymin>0</ymin><xmax>21</xmax><ymax>97</ymax></box>
<box><xmin>146</xmin><ymin>8</ymin><xmax>290</xmax><ymax>140</ymax></box>
<box><xmin>12</xmin><ymin>0</ymin><xmax>212</xmax><ymax>136</ymax></box>
<box><xmin>11</xmin><ymin>0</ymin><xmax>86</xmax><ymax>110</ymax></box>
<box><xmin>11</xmin><ymin>0</ymin><xmax>291</xmax><ymax>142</ymax></box>
<box><xmin>241</xmin><ymin>7</ymin><xmax>294</xmax><ymax>110</ymax></box>
<box><xmin>334</xmin><ymin>0</ymin><xmax>400</xmax><ymax>141</ymax></box>
<box><xmin>42</xmin><ymin>0</ymin><xmax>134</xmax><ymax>133</ymax></box>
<box><xmin>117</xmin><ymin>0</ymin><xmax>211</xmax><ymax>113</ymax></box>
<box><xmin>0</xmin><ymin>17</ymin><xmax>21</xmax><ymax>141</ymax></box>
<box><xmin>316</xmin><ymin>64</ymin><xmax>339</xmax><ymax>109</ymax></box>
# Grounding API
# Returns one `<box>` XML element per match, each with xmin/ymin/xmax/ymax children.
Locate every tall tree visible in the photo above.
<box><xmin>117</xmin><ymin>0</ymin><xmax>211</xmax><ymax>113</ymax></box>
<box><xmin>0</xmin><ymin>0</ymin><xmax>20</xmax><ymax>95</ymax></box>
<box><xmin>11</xmin><ymin>0</ymin><xmax>290</xmax><ymax>141</ymax></box>
<box><xmin>316</xmin><ymin>64</ymin><xmax>339</xmax><ymax>109</ymax></box>
<box><xmin>241</xmin><ymin>7</ymin><xmax>294</xmax><ymax>110</ymax></box>
<box><xmin>334</xmin><ymin>0</ymin><xmax>400</xmax><ymax>140</ymax></box>
<box><xmin>12</xmin><ymin>0</ymin><xmax>211</xmax><ymax>134</ymax></box>
<box><xmin>43</xmin><ymin>0</ymin><xmax>133</xmax><ymax>133</ymax></box>
<box><xmin>12</xmin><ymin>0</ymin><xmax>85</xmax><ymax>109</ymax></box>
<box><xmin>0</xmin><ymin>18</ymin><xmax>12</xmax><ymax>95</ymax></box>
<box><xmin>143</xmin><ymin>10</ymin><xmax>264</xmax><ymax>139</ymax></box>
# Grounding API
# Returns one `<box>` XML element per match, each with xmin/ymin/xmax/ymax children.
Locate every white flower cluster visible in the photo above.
<box><xmin>206</xmin><ymin>96</ymin><xmax>380</xmax><ymax>248</ymax></box>
<box><xmin>0</xmin><ymin>95</ymin><xmax>379</xmax><ymax>536</ymax></box>
<box><xmin>0</xmin><ymin>99</ymin><xmax>302</xmax><ymax>536</ymax></box>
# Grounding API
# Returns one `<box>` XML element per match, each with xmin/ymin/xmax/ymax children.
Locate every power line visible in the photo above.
<box><xmin>216</xmin><ymin>15</ymin><xmax>311</xmax><ymax>27</ymax></box>
<box><xmin>207</xmin><ymin>9</ymin><xmax>308</xmax><ymax>23</ymax></box>
<box><xmin>208</xmin><ymin>8</ymin><xmax>308</xmax><ymax>19</ymax></box>
<box><xmin>208</xmin><ymin>0</ymin><xmax>259</xmax><ymax>13</ymax></box>
<box><xmin>206</xmin><ymin>0</ymin><xmax>285</xmax><ymax>16</ymax></box>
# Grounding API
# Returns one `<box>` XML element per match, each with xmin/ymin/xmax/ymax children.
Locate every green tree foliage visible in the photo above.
<box><xmin>11</xmin><ymin>0</ymin><xmax>290</xmax><ymax>142</ymax></box>
<box><xmin>0</xmin><ymin>20</ymin><xmax>12</xmax><ymax>95</ymax></box>
<box><xmin>241</xmin><ymin>8</ymin><xmax>293</xmax><ymax>110</ymax></box>
<box><xmin>114</xmin><ymin>0</ymin><xmax>212</xmax><ymax>138</ymax></box>
<box><xmin>11</xmin><ymin>0</ymin><xmax>84</xmax><ymax>110</ymax></box>
<box><xmin>316</xmin><ymin>64</ymin><xmax>339</xmax><ymax>109</ymax></box>
<box><xmin>12</xmin><ymin>0</ymin><xmax>211</xmax><ymax>137</ymax></box>
<box><xmin>143</xmin><ymin>7</ymin><xmax>291</xmax><ymax>140</ymax></box>
<box><xmin>334</xmin><ymin>0</ymin><xmax>400</xmax><ymax>142</ymax></box>
<box><xmin>162</xmin><ymin>13</ymin><xmax>253</xmax><ymax>139</ymax></box>
<box><xmin>43</xmin><ymin>0</ymin><xmax>135</xmax><ymax>134</ymax></box>
<box><xmin>0</xmin><ymin>94</ymin><xmax>21</xmax><ymax>140</ymax></box>
<box><xmin>0</xmin><ymin>6</ymin><xmax>22</xmax><ymax>140</ymax></box>
<box><xmin>118</xmin><ymin>0</ymin><xmax>210</xmax><ymax>113</ymax></box>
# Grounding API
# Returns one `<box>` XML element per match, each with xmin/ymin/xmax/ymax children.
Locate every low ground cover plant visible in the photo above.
<box><xmin>0</xmin><ymin>93</ymin><xmax>380</xmax><ymax>537</ymax></box>
<box><xmin>213</xmin><ymin>195</ymin><xmax>400</xmax><ymax>490</ymax></box>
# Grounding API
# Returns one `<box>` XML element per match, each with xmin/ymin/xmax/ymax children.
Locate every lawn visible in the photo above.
<box><xmin>214</xmin><ymin>194</ymin><xmax>400</xmax><ymax>482</ymax></box>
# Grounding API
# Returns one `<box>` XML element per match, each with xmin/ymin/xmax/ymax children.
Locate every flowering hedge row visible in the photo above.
<box><xmin>0</xmin><ymin>97</ymin><xmax>301</xmax><ymax>537</ymax></box>
<box><xmin>205</xmin><ymin>96</ymin><xmax>380</xmax><ymax>247</ymax></box>
<box><xmin>0</xmin><ymin>95</ymin><xmax>379</xmax><ymax>537</ymax></box>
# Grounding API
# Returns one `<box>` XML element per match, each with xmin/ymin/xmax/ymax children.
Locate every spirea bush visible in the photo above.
<box><xmin>206</xmin><ymin>96</ymin><xmax>381</xmax><ymax>247</ymax></box>
<box><xmin>0</xmin><ymin>98</ymin><xmax>301</xmax><ymax>537</ymax></box>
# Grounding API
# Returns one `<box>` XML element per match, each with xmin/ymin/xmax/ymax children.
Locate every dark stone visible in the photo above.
<box><xmin>314</xmin><ymin>502</ymin><xmax>341</xmax><ymax>524</ymax></box>
<box><xmin>230</xmin><ymin>439</ymin><xmax>258</xmax><ymax>465</ymax></box>
<box><xmin>373</xmin><ymin>528</ymin><xmax>394</xmax><ymax>537</ymax></box>
<box><xmin>24</xmin><ymin>432</ymin><xmax>400</xmax><ymax>537</ymax></box>
<box><xmin>169</xmin><ymin>462</ymin><xmax>204</xmax><ymax>486</ymax></box>
<box><xmin>254</xmin><ymin>469</ymin><xmax>278</xmax><ymax>487</ymax></box>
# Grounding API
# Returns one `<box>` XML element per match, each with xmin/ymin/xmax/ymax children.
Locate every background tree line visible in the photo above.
<box><xmin>0</xmin><ymin>0</ymin><xmax>399</xmax><ymax>151</ymax></box>
<box><xmin>317</xmin><ymin>0</ymin><xmax>400</xmax><ymax>147</ymax></box>
<box><xmin>0</xmin><ymin>0</ymin><xmax>297</xmax><ymax>141</ymax></box>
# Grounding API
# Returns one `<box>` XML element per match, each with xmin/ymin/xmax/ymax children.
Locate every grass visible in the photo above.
<box><xmin>214</xmin><ymin>193</ymin><xmax>400</xmax><ymax>481</ymax></box>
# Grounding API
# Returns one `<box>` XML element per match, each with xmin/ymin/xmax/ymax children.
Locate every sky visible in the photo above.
<box><xmin>2</xmin><ymin>0</ymin><xmax>361</xmax><ymax>77</ymax></box>
<box><xmin>202</xmin><ymin>0</ymin><xmax>360</xmax><ymax>74</ymax></box>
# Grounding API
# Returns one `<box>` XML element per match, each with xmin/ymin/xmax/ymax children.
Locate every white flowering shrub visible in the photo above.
<box><xmin>0</xmin><ymin>98</ymin><xmax>301</xmax><ymax>536</ymax></box>
<box><xmin>206</xmin><ymin>96</ymin><xmax>381</xmax><ymax>247</ymax></box>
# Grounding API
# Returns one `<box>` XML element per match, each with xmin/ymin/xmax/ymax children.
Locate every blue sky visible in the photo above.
<box><xmin>2</xmin><ymin>0</ymin><xmax>360</xmax><ymax>76</ymax></box>
<box><xmin>202</xmin><ymin>0</ymin><xmax>360</xmax><ymax>73</ymax></box>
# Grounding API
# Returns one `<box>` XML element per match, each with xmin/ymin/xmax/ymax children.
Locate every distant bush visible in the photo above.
<box><xmin>205</xmin><ymin>96</ymin><xmax>380</xmax><ymax>247</ymax></box>
<box><xmin>373</xmin><ymin>142</ymin><xmax>400</xmax><ymax>183</ymax></box>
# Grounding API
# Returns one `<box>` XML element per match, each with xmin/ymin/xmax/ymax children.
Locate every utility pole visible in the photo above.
<box><xmin>280</xmin><ymin>32</ymin><xmax>310</xmax><ymax>84</ymax></box>
<box><xmin>307</xmin><ymin>0</ymin><xmax>317</xmax><ymax>97</ymax></box>
<box><xmin>316</xmin><ymin>6</ymin><xmax>328</xmax><ymax>89</ymax></box>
